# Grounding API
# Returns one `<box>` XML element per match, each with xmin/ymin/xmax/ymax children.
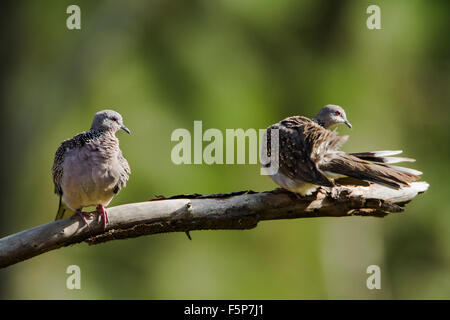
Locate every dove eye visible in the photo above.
<box><xmin>335</xmin><ymin>111</ymin><xmax>341</xmax><ymax>116</ymax></box>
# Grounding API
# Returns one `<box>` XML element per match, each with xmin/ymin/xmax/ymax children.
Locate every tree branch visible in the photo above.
<box><xmin>0</xmin><ymin>182</ymin><xmax>429</xmax><ymax>268</ymax></box>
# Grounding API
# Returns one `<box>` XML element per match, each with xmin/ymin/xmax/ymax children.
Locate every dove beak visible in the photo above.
<box><xmin>121</xmin><ymin>125</ymin><xmax>131</xmax><ymax>134</ymax></box>
<box><xmin>344</xmin><ymin>120</ymin><xmax>352</xmax><ymax>129</ymax></box>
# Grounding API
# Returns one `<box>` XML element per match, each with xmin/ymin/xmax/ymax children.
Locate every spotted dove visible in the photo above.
<box><xmin>52</xmin><ymin>110</ymin><xmax>131</xmax><ymax>227</ymax></box>
<box><xmin>263</xmin><ymin>104</ymin><xmax>421</xmax><ymax>195</ymax></box>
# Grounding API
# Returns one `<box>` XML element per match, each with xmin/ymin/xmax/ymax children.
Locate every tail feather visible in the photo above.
<box><xmin>386</xmin><ymin>164</ymin><xmax>423</xmax><ymax>176</ymax></box>
<box><xmin>351</xmin><ymin>150</ymin><xmax>403</xmax><ymax>158</ymax></box>
<box><xmin>377</xmin><ymin>157</ymin><xmax>415</xmax><ymax>164</ymax></box>
<box><xmin>350</xmin><ymin>150</ymin><xmax>415</xmax><ymax>164</ymax></box>
<box><xmin>321</xmin><ymin>153</ymin><xmax>420</xmax><ymax>189</ymax></box>
<box><xmin>55</xmin><ymin>196</ymin><xmax>66</xmax><ymax>220</ymax></box>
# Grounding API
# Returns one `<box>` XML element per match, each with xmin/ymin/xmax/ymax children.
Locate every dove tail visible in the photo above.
<box><xmin>350</xmin><ymin>150</ymin><xmax>423</xmax><ymax>175</ymax></box>
<box><xmin>322</xmin><ymin>152</ymin><xmax>421</xmax><ymax>189</ymax></box>
<box><xmin>55</xmin><ymin>196</ymin><xmax>66</xmax><ymax>220</ymax></box>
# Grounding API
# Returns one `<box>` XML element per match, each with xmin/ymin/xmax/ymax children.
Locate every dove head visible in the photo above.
<box><xmin>91</xmin><ymin>110</ymin><xmax>131</xmax><ymax>134</ymax></box>
<box><xmin>313</xmin><ymin>104</ymin><xmax>352</xmax><ymax>129</ymax></box>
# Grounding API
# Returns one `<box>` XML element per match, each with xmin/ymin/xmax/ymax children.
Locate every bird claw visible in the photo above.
<box><xmin>76</xmin><ymin>210</ymin><xmax>90</xmax><ymax>227</ymax></box>
<box><xmin>96</xmin><ymin>205</ymin><xmax>109</xmax><ymax>228</ymax></box>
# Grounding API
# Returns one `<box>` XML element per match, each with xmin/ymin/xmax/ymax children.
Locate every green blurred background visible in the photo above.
<box><xmin>0</xmin><ymin>0</ymin><xmax>449</xmax><ymax>299</ymax></box>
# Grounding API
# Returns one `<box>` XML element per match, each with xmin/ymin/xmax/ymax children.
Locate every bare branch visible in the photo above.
<box><xmin>0</xmin><ymin>182</ymin><xmax>429</xmax><ymax>268</ymax></box>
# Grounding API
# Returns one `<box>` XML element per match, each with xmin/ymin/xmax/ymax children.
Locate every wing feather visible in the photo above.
<box><xmin>51</xmin><ymin>130</ymin><xmax>103</xmax><ymax>195</ymax></box>
<box><xmin>265</xmin><ymin>116</ymin><xmax>346</xmax><ymax>187</ymax></box>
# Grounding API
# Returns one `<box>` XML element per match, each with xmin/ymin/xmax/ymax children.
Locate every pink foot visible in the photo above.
<box><xmin>76</xmin><ymin>209</ymin><xmax>89</xmax><ymax>226</ymax></box>
<box><xmin>96</xmin><ymin>205</ymin><xmax>109</xmax><ymax>228</ymax></box>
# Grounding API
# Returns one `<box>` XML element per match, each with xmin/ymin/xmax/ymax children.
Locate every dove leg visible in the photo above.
<box><xmin>76</xmin><ymin>209</ymin><xmax>89</xmax><ymax>225</ymax></box>
<box><xmin>96</xmin><ymin>204</ymin><xmax>109</xmax><ymax>228</ymax></box>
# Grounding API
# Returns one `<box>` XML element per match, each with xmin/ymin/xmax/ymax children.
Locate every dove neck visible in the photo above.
<box><xmin>312</xmin><ymin>117</ymin><xmax>329</xmax><ymax>129</ymax></box>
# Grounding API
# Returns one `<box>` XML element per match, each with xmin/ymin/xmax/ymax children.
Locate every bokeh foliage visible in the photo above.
<box><xmin>0</xmin><ymin>0</ymin><xmax>448</xmax><ymax>299</ymax></box>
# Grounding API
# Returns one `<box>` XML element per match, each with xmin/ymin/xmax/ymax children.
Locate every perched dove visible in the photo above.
<box><xmin>263</xmin><ymin>104</ymin><xmax>421</xmax><ymax>196</ymax></box>
<box><xmin>52</xmin><ymin>110</ymin><xmax>131</xmax><ymax>227</ymax></box>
